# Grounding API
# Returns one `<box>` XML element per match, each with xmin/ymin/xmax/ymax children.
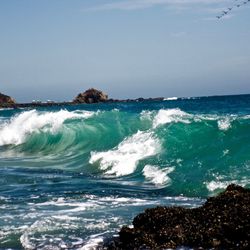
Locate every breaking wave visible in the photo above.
<box><xmin>142</xmin><ymin>165</ymin><xmax>174</xmax><ymax>186</ymax></box>
<box><xmin>1</xmin><ymin>95</ymin><xmax>250</xmax><ymax>249</ymax></box>
<box><xmin>0</xmin><ymin>109</ymin><xmax>94</xmax><ymax>146</ymax></box>
<box><xmin>164</xmin><ymin>97</ymin><xmax>178</xmax><ymax>101</ymax></box>
<box><xmin>89</xmin><ymin>131</ymin><xmax>161</xmax><ymax>176</ymax></box>
<box><xmin>152</xmin><ymin>108</ymin><xmax>191</xmax><ymax>128</ymax></box>
<box><xmin>0</xmin><ymin>106</ymin><xmax>249</xmax><ymax>185</ymax></box>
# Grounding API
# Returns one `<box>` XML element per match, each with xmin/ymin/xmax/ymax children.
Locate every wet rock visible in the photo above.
<box><xmin>73</xmin><ymin>88</ymin><xmax>108</xmax><ymax>104</ymax></box>
<box><xmin>0</xmin><ymin>92</ymin><xmax>16</xmax><ymax>106</ymax></box>
<box><xmin>107</xmin><ymin>184</ymin><xmax>250</xmax><ymax>249</ymax></box>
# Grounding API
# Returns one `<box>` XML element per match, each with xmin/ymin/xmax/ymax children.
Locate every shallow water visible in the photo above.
<box><xmin>0</xmin><ymin>94</ymin><xmax>249</xmax><ymax>249</ymax></box>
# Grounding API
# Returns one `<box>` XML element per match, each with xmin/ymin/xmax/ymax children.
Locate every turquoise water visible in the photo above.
<box><xmin>0</xmin><ymin>95</ymin><xmax>250</xmax><ymax>249</ymax></box>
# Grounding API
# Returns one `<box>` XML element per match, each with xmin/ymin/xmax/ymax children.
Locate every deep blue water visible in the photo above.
<box><xmin>0</xmin><ymin>94</ymin><xmax>250</xmax><ymax>249</ymax></box>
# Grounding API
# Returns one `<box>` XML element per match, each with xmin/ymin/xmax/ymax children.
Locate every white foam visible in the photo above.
<box><xmin>35</xmin><ymin>198</ymin><xmax>100</xmax><ymax>213</ymax></box>
<box><xmin>143</xmin><ymin>165</ymin><xmax>174</xmax><ymax>186</ymax></box>
<box><xmin>223</xmin><ymin>149</ymin><xmax>229</xmax><ymax>156</ymax></box>
<box><xmin>218</xmin><ymin>118</ymin><xmax>231</xmax><ymax>131</ymax></box>
<box><xmin>89</xmin><ymin>131</ymin><xmax>161</xmax><ymax>176</ymax></box>
<box><xmin>164</xmin><ymin>97</ymin><xmax>178</xmax><ymax>101</ymax></box>
<box><xmin>80</xmin><ymin>237</ymin><xmax>103</xmax><ymax>250</ymax></box>
<box><xmin>20</xmin><ymin>232</ymin><xmax>36</xmax><ymax>250</ymax></box>
<box><xmin>153</xmin><ymin>109</ymin><xmax>191</xmax><ymax>128</ymax></box>
<box><xmin>140</xmin><ymin>110</ymin><xmax>153</xmax><ymax>121</ymax></box>
<box><xmin>52</xmin><ymin>215</ymin><xmax>80</xmax><ymax>221</ymax></box>
<box><xmin>0</xmin><ymin>109</ymin><xmax>94</xmax><ymax>146</ymax></box>
<box><xmin>20</xmin><ymin>217</ymin><xmax>86</xmax><ymax>249</ymax></box>
<box><xmin>97</xmin><ymin>197</ymin><xmax>156</xmax><ymax>207</ymax></box>
<box><xmin>0</xmin><ymin>108</ymin><xmax>14</xmax><ymax>111</ymax></box>
<box><xmin>206</xmin><ymin>179</ymin><xmax>249</xmax><ymax>192</ymax></box>
<box><xmin>85</xmin><ymin>221</ymin><xmax>110</xmax><ymax>230</ymax></box>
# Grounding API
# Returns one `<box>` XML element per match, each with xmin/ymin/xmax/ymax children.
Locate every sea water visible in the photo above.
<box><xmin>0</xmin><ymin>94</ymin><xmax>250</xmax><ymax>249</ymax></box>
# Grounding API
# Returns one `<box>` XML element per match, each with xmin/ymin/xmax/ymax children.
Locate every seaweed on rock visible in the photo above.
<box><xmin>107</xmin><ymin>184</ymin><xmax>250</xmax><ymax>249</ymax></box>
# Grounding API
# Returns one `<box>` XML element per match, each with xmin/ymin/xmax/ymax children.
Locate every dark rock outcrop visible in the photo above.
<box><xmin>107</xmin><ymin>184</ymin><xmax>250</xmax><ymax>249</ymax></box>
<box><xmin>73</xmin><ymin>88</ymin><xmax>108</xmax><ymax>104</ymax></box>
<box><xmin>0</xmin><ymin>92</ymin><xmax>16</xmax><ymax>106</ymax></box>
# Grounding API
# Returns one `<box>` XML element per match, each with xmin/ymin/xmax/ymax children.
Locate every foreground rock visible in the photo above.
<box><xmin>73</xmin><ymin>88</ymin><xmax>108</xmax><ymax>104</ymax></box>
<box><xmin>0</xmin><ymin>92</ymin><xmax>16</xmax><ymax>106</ymax></box>
<box><xmin>107</xmin><ymin>184</ymin><xmax>250</xmax><ymax>249</ymax></box>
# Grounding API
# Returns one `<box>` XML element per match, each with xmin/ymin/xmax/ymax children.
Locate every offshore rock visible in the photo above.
<box><xmin>0</xmin><ymin>92</ymin><xmax>16</xmax><ymax>106</ymax></box>
<box><xmin>107</xmin><ymin>184</ymin><xmax>250</xmax><ymax>249</ymax></box>
<box><xmin>73</xmin><ymin>88</ymin><xmax>108</xmax><ymax>104</ymax></box>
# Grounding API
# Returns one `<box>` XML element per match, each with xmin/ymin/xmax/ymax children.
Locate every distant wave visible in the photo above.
<box><xmin>152</xmin><ymin>108</ymin><xmax>191</xmax><ymax>128</ymax></box>
<box><xmin>0</xmin><ymin>107</ymin><xmax>14</xmax><ymax>111</ymax></box>
<box><xmin>163</xmin><ymin>97</ymin><xmax>178</xmax><ymax>101</ymax></box>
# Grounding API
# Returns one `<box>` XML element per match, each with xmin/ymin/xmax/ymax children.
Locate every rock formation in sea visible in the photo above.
<box><xmin>0</xmin><ymin>92</ymin><xmax>16</xmax><ymax>106</ymax></box>
<box><xmin>73</xmin><ymin>88</ymin><xmax>108</xmax><ymax>104</ymax></box>
<box><xmin>107</xmin><ymin>184</ymin><xmax>250</xmax><ymax>249</ymax></box>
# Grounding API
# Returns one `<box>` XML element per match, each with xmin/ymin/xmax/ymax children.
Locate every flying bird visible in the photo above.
<box><xmin>216</xmin><ymin>0</ymin><xmax>249</xmax><ymax>20</ymax></box>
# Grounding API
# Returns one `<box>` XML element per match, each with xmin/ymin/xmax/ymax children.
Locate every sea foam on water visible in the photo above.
<box><xmin>143</xmin><ymin>165</ymin><xmax>175</xmax><ymax>187</ymax></box>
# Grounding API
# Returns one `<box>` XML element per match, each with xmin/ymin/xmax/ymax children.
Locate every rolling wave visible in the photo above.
<box><xmin>90</xmin><ymin>131</ymin><xmax>161</xmax><ymax>176</ymax></box>
<box><xmin>0</xmin><ymin>109</ymin><xmax>94</xmax><ymax>146</ymax></box>
<box><xmin>0</xmin><ymin>107</ymin><xmax>249</xmax><ymax>191</ymax></box>
<box><xmin>1</xmin><ymin>107</ymin><xmax>248</xmax><ymax>148</ymax></box>
<box><xmin>0</xmin><ymin>98</ymin><xmax>250</xmax><ymax>249</ymax></box>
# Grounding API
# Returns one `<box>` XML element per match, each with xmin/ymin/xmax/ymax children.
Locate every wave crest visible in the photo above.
<box><xmin>143</xmin><ymin>165</ymin><xmax>174</xmax><ymax>186</ymax></box>
<box><xmin>0</xmin><ymin>110</ymin><xmax>94</xmax><ymax>146</ymax></box>
<box><xmin>153</xmin><ymin>109</ymin><xmax>191</xmax><ymax>128</ymax></box>
<box><xmin>89</xmin><ymin>131</ymin><xmax>161</xmax><ymax>177</ymax></box>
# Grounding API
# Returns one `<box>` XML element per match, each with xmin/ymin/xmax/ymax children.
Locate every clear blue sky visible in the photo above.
<box><xmin>0</xmin><ymin>0</ymin><xmax>250</xmax><ymax>102</ymax></box>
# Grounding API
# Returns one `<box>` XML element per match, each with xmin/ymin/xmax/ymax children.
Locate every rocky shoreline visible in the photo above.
<box><xmin>0</xmin><ymin>88</ymin><xmax>164</xmax><ymax>109</ymax></box>
<box><xmin>106</xmin><ymin>184</ymin><xmax>250</xmax><ymax>249</ymax></box>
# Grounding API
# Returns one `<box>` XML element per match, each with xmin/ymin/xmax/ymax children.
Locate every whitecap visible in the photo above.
<box><xmin>89</xmin><ymin>131</ymin><xmax>161</xmax><ymax>176</ymax></box>
<box><xmin>143</xmin><ymin>165</ymin><xmax>174</xmax><ymax>186</ymax></box>
<box><xmin>0</xmin><ymin>109</ymin><xmax>94</xmax><ymax>146</ymax></box>
<box><xmin>52</xmin><ymin>215</ymin><xmax>80</xmax><ymax>221</ymax></box>
<box><xmin>0</xmin><ymin>107</ymin><xmax>14</xmax><ymax>111</ymax></box>
<box><xmin>35</xmin><ymin>198</ymin><xmax>101</xmax><ymax>213</ymax></box>
<box><xmin>80</xmin><ymin>237</ymin><xmax>103</xmax><ymax>250</ymax></box>
<box><xmin>140</xmin><ymin>110</ymin><xmax>154</xmax><ymax>121</ymax></box>
<box><xmin>85</xmin><ymin>221</ymin><xmax>110</xmax><ymax>230</ymax></box>
<box><xmin>163</xmin><ymin>97</ymin><xmax>178</xmax><ymax>101</ymax></box>
<box><xmin>218</xmin><ymin>118</ymin><xmax>231</xmax><ymax>131</ymax></box>
<box><xmin>206</xmin><ymin>179</ymin><xmax>249</xmax><ymax>192</ymax></box>
<box><xmin>223</xmin><ymin>149</ymin><xmax>229</xmax><ymax>156</ymax></box>
<box><xmin>153</xmin><ymin>108</ymin><xmax>191</xmax><ymax>128</ymax></box>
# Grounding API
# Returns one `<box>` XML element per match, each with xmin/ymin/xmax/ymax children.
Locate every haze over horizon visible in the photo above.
<box><xmin>0</xmin><ymin>0</ymin><xmax>250</xmax><ymax>102</ymax></box>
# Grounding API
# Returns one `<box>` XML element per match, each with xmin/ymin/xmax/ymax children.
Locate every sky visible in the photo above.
<box><xmin>0</xmin><ymin>0</ymin><xmax>250</xmax><ymax>102</ymax></box>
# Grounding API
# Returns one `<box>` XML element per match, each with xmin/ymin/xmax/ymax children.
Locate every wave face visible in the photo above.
<box><xmin>0</xmin><ymin>95</ymin><xmax>250</xmax><ymax>249</ymax></box>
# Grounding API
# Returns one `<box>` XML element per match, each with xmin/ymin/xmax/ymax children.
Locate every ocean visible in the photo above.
<box><xmin>0</xmin><ymin>94</ymin><xmax>250</xmax><ymax>249</ymax></box>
